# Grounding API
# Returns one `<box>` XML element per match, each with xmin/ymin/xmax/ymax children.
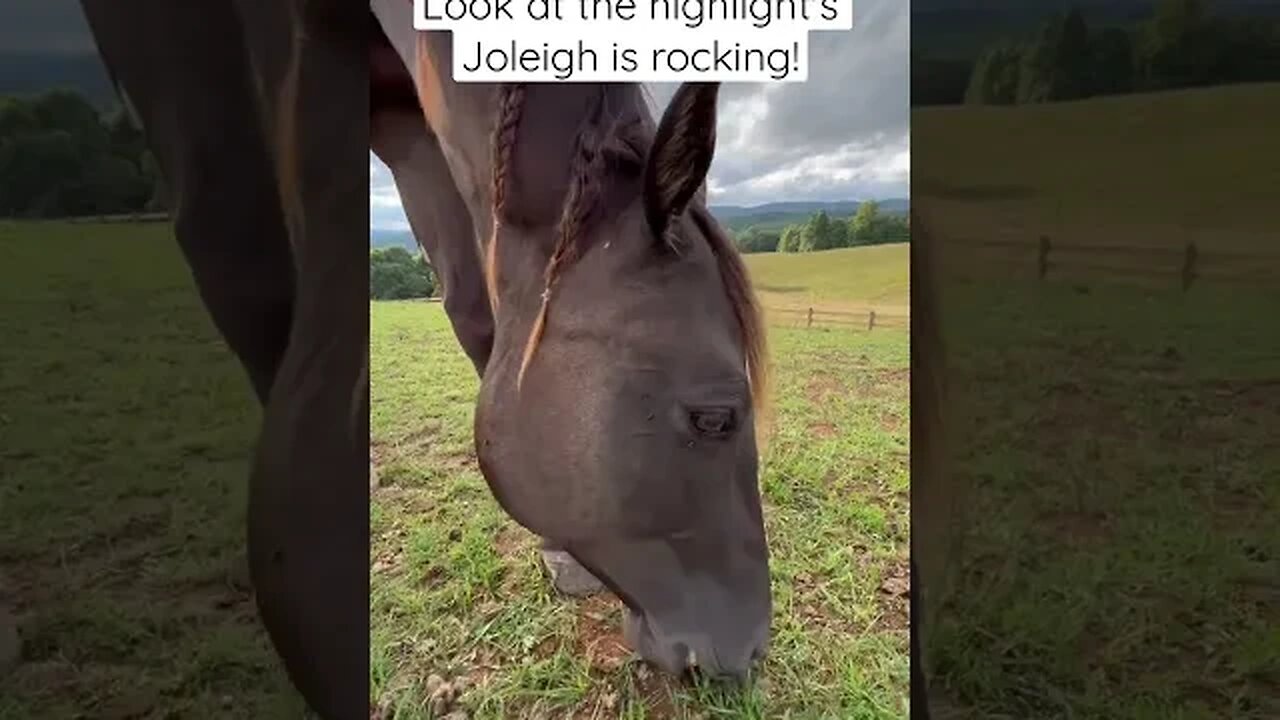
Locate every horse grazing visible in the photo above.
<box><xmin>79</xmin><ymin>0</ymin><xmax>772</xmax><ymax>714</ymax></box>
<box><xmin>373</xmin><ymin>7</ymin><xmax>773</xmax><ymax>680</ymax></box>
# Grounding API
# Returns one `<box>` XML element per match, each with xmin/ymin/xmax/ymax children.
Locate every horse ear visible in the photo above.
<box><xmin>644</xmin><ymin>82</ymin><xmax>720</xmax><ymax>246</ymax></box>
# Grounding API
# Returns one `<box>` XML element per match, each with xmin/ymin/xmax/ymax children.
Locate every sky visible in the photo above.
<box><xmin>0</xmin><ymin>0</ymin><xmax>909</xmax><ymax>231</ymax></box>
<box><xmin>0</xmin><ymin>1</ymin><xmax>96</xmax><ymax>54</ymax></box>
<box><xmin>373</xmin><ymin>0</ymin><xmax>910</xmax><ymax>230</ymax></box>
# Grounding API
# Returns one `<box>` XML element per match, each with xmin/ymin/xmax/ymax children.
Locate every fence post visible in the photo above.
<box><xmin>868</xmin><ymin>310</ymin><xmax>876</xmax><ymax>331</ymax></box>
<box><xmin>1182</xmin><ymin>242</ymin><xmax>1198</xmax><ymax>291</ymax></box>
<box><xmin>806</xmin><ymin>307</ymin><xmax>814</xmax><ymax>328</ymax></box>
<box><xmin>1038</xmin><ymin>235</ymin><xmax>1051</xmax><ymax>280</ymax></box>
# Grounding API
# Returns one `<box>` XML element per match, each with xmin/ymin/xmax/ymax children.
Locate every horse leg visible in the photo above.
<box><xmin>78</xmin><ymin>2</ymin><xmax>294</xmax><ymax>406</ymax></box>
<box><xmin>78</xmin><ymin>1</ymin><xmax>293</xmax><ymax>596</ymax></box>
<box><xmin>370</xmin><ymin>105</ymin><xmax>493</xmax><ymax>375</ymax></box>
<box><xmin>222</xmin><ymin>3</ymin><xmax>368</xmax><ymax>717</ymax></box>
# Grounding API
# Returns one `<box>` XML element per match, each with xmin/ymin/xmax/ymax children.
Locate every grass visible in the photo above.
<box><xmin>914</xmin><ymin>84</ymin><xmax>1280</xmax><ymax>718</ymax></box>
<box><xmin>744</xmin><ymin>244</ymin><xmax>910</xmax><ymax>317</ymax></box>
<box><xmin>914</xmin><ymin>83</ymin><xmax>1280</xmax><ymax>249</ymax></box>
<box><xmin>369</xmin><ymin>300</ymin><xmax>910</xmax><ymax>718</ymax></box>
<box><xmin>0</xmin><ymin>221</ymin><xmax>301</xmax><ymax>718</ymax></box>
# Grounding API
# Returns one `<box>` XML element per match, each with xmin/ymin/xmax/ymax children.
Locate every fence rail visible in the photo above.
<box><xmin>65</xmin><ymin>212</ymin><xmax>171</xmax><ymax>224</ymax></box>
<box><xmin>763</xmin><ymin>305</ymin><xmax>908</xmax><ymax>331</ymax></box>
<box><xmin>949</xmin><ymin>235</ymin><xmax>1280</xmax><ymax>290</ymax></box>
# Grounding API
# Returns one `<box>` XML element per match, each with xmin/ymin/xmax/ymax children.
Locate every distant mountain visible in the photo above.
<box><xmin>371</xmin><ymin>199</ymin><xmax>910</xmax><ymax>247</ymax></box>
<box><xmin>371</xmin><ymin>228</ymin><xmax>416</xmax><ymax>252</ymax></box>
<box><xmin>710</xmin><ymin>199</ymin><xmax>909</xmax><ymax>233</ymax></box>
<box><xmin>0</xmin><ymin>52</ymin><xmax>117</xmax><ymax>108</ymax></box>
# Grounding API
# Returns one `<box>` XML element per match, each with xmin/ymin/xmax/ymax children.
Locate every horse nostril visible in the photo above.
<box><xmin>689</xmin><ymin>407</ymin><xmax>736</xmax><ymax>437</ymax></box>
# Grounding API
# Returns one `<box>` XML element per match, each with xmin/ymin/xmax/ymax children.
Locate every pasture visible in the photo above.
<box><xmin>0</xmin><ymin>221</ymin><xmax>301</xmax><ymax>717</ymax></box>
<box><xmin>914</xmin><ymin>84</ymin><xmax>1280</xmax><ymax>718</ymax></box>
<box><xmin>370</xmin><ymin>245</ymin><xmax>911</xmax><ymax>718</ymax></box>
<box><xmin>744</xmin><ymin>244</ymin><xmax>909</xmax><ymax>317</ymax></box>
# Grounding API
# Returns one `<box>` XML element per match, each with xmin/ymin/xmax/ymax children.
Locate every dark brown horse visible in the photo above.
<box><xmin>81</xmin><ymin>0</ymin><xmax>773</xmax><ymax>715</ymax></box>
<box><xmin>374</xmin><ymin>6</ymin><xmax>773</xmax><ymax>680</ymax></box>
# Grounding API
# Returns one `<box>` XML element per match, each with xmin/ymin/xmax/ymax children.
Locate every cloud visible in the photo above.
<box><xmin>0</xmin><ymin>1</ymin><xmax>99</xmax><ymax>54</ymax></box>
<box><xmin>0</xmin><ymin>0</ymin><xmax>907</xmax><ymax>226</ymax></box>
<box><xmin>372</xmin><ymin>0</ymin><xmax>907</xmax><ymax>226</ymax></box>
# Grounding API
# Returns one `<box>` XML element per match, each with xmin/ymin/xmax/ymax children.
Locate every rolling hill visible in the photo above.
<box><xmin>370</xmin><ymin>199</ymin><xmax>910</xmax><ymax>249</ymax></box>
<box><xmin>913</xmin><ymin>82</ymin><xmax>1280</xmax><ymax>250</ymax></box>
<box><xmin>744</xmin><ymin>243</ymin><xmax>909</xmax><ymax>313</ymax></box>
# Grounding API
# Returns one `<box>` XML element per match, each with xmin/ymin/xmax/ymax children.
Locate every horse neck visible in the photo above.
<box><xmin>417</xmin><ymin>33</ymin><xmax>652</xmax><ymax>228</ymax></box>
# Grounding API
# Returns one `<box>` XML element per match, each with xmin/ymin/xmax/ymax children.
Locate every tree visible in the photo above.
<box><xmin>29</xmin><ymin>89</ymin><xmax>108</xmax><ymax>155</ymax></box>
<box><xmin>0</xmin><ymin>98</ymin><xmax>38</xmax><ymax>141</ymax></box>
<box><xmin>1091</xmin><ymin>28</ymin><xmax>1136</xmax><ymax>96</ymax></box>
<box><xmin>76</xmin><ymin>154</ymin><xmax>150</xmax><ymax>215</ymax></box>
<box><xmin>778</xmin><ymin>225</ymin><xmax>802</xmax><ymax>253</ymax></box>
<box><xmin>105</xmin><ymin>106</ymin><xmax>146</xmax><ymax>163</ymax></box>
<box><xmin>0</xmin><ymin>130</ymin><xmax>83</xmax><ymax>216</ymax></box>
<box><xmin>370</xmin><ymin>247</ymin><xmax>436</xmax><ymax>300</ymax></box>
<box><xmin>1138</xmin><ymin>0</ymin><xmax>1212</xmax><ymax>89</ymax></box>
<box><xmin>829</xmin><ymin>219</ymin><xmax>849</xmax><ymax>248</ymax></box>
<box><xmin>848</xmin><ymin>200</ymin><xmax>882</xmax><ymax>245</ymax></box>
<box><xmin>736</xmin><ymin>227</ymin><xmax>780</xmax><ymax>253</ymax></box>
<box><xmin>800</xmin><ymin>210</ymin><xmax>839</xmax><ymax>251</ymax></box>
<box><xmin>877</xmin><ymin>213</ymin><xmax>910</xmax><ymax>244</ymax></box>
<box><xmin>966</xmin><ymin>43</ymin><xmax>1024</xmax><ymax>105</ymax></box>
<box><xmin>1017</xmin><ymin>8</ymin><xmax>1094</xmax><ymax>104</ymax></box>
<box><xmin>0</xmin><ymin>90</ymin><xmax>166</xmax><ymax>218</ymax></box>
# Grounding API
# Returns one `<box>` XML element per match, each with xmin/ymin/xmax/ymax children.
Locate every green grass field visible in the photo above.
<box><xmin>743</xmin><ymin>244</ymin><xmax>909</xmax><ymax>316</ymax></box>
<box><xmin>370</xmin><ymin>246</ymin><xmax>910</xmax><ymax>718</ymax></box>
<box><xmin>915</xmin><ymin>84</ymin><xmax>1280</xmax><ymax>718</ymax></box>
<box><xmin>914</xmin><ymin>83</ymin><xmax>1280</xmax><ymax>251</ymax></box>
<box><xmin>0</xmin><ymin>221</ymin><xmax>300</xmax><ymax>717</ymax></box>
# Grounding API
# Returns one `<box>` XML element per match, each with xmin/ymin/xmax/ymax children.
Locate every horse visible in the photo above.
<box><xmin>81</xmin><ymin>0</ymin><xmax>774</xmax><ymax>716</ymax></box>
<box><xmin>372</xmin><ymin>2</ymin><xmax>773</xmax><ymax>682</ymax></box>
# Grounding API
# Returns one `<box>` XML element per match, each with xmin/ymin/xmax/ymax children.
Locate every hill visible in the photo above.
<box><xmin>712</xmin><ymin>199</ymin><xmax>909</xmax><ymax>234</ymax></box>
<box><xmin>744</xmin><ymin>243</ymin><xmax>909</xmax><ymax>314</ymax></box>
<box><xmin>370</xmin><ymin>228</ymin><xmax>415</xmax><ymax>252</ymax></box>
<box><xmin>913</xmin><ymin>83</ymin><xmax>1280</xmax><ymax>251</ymax></box>
<box><xmin>369</xmin><ymin>199</ymin><xmax>911</xmax><ymax>248</ymax></box>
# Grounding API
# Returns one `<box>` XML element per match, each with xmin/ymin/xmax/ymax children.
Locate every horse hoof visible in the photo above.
<box><xmin>540</xmin><ymin>550</ymin><xmax>604</xmax><ymax>597</ymax></box>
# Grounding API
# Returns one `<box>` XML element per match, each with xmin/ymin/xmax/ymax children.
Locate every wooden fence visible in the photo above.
<box><xmin>951</xmin><ymin>235</ymin><xmax>1280</xmax><ymax>289</ymax></box>
<box><xmin>66</xmin><ymin>212</ymin><xmax>171</xmax><ymax>224</ymax></box>
<box><xmin>763</xmin><ymin>305</ymin><xmax>909</xmax><ymax>331</ymax></box>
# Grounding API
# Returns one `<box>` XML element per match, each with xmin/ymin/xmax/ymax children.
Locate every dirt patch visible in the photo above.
<box><xmin>876</xmin><ymin>560</ymin><xmax>911</xmax><ymax>633</ymax></box>
<box><xmin>810</xmin><ymin>422</ymin><xmax>838</xmax><ymax>438</ymax></box>
<box><xmin>805</xmin><ymin>373</ymin><xmax>845</xmax><ymax>404</ymax></box>
<box><xmin>879</xmin><ymin>411</ymin><xmax>905</xmax><ymax>433</ymax></box>
<box><xmin>574</xmin><ymin>596</ymin><xmax>631</xmax><ymax>673</ymax></box>
<box><xmin>591</xmin><ymin>662</ymin><xmax>682</xmax><ymax>720</ymax></box>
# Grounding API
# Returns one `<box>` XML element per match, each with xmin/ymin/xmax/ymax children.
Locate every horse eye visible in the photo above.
<box><xmin>689</xmin><ymin>407</ymin><xmax>736</xmax><ymax>437</ymax></box>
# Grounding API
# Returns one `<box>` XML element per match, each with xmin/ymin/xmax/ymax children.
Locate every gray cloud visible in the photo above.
<box><xmin>373</xmin><ymin>0</ymin><xmax>907</xmax><ymax>227</ymax></box>
<box><xmin>0</xmin><ymin>0</ymin><xmax>907</xmax><ymax>228</ymax></box>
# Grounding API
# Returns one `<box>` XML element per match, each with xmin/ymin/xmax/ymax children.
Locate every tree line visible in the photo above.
<box><xmin>733</xmin><ymin>201</ymin><xmax>910</xmax><ymax>254</ymax></box>
<box><xmin>914</xmin><ymin>0</ymin><xmax>1280</xmax><ymax>107</ymax></box>
<box><xmin>370</xmin><ymin>246</ymin><xmax>436</xmax><ymax>300</ymax></box>
<box><xmin>0</xmin><ymin>89</ymin><xmax>165</xmax><ymax>218</ymax></box>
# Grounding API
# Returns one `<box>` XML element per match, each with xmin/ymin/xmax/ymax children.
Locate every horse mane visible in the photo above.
<box><xmin>482</xmin><ymin>82</ymin><xmax>769</xmax><ymax>422</ymax></box>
